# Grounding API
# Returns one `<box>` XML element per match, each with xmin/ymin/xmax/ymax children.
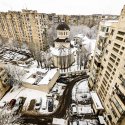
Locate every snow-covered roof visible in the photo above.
<box><xmin>78</xmin><ymin>104</ymin><xmax>93</xmax><ymax>114</ymax></box>
<box><xmin>50</xmin><ymin>47</ymin><xmax>76</xmax><ymax>56</ymax></box>
<box><xmin>98</xmin><ymin>116</ymin><xmax>107</xmax><ymax>125</ymax></box>
<box><xmin>38</xmin><ymin>68</ymin><xmax>58</xmax><ymax>85</ymax></box>
<box><xmin>100</xmin><ymin>20</ymin><xmax>118</xmax><ymax>26</ymax></box>
<box><xmin>74</xmin><ymin>34</ymin><xmax>85</xmax><ymax>38</ymax></box>
<box><xmin>23</xmin><ymin>68</ymin><xmax>59</xmax><ymax>85</ymax></box>
<box><xmin>53</xmin><ymin>118</ymin><xmax>67</xmax><ymax>125</ymax></box>
<box><xmin>90</xmin><ymin>91</ymin><xmax>104</xmax><ymax>110</ymax></box>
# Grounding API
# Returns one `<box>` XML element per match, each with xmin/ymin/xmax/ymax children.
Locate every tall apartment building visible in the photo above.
<box><xmin>0</xmin><ymin>10</ymin><xmax>48</xmax><ymax>52</ymax></box>
<box><xmin>88</xmin><ymin>5</ymin><xmax>125</xmax><ymax>125</ymax></box>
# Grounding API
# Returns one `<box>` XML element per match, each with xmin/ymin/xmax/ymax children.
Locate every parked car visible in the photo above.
<box><xmin>70</xmin><ymin>121</ymin><xmax>79</xmax><ymax>125</ymax></box>
<box><xmin>70</xmin><ymin>103</ymin><xmax>77</xmax><ymax>116</ymax></box>
<box><xmin>35</xmin><ymin>98</ymin><xmax>42</xmax><ymax>110</ymax></box>
<box><xmin>9</xmin><ymin>99</ymin><xmax>16</xmax><ymax>109</ymax></box>
<box><xmin>42</xmin><ymin>98</ymin><xmax>47</xmax><ymax>110</ymax></box>
<box><xmin>13</xmin><ymin>97</ymin><xmax>23</xmax><ymax>114</ymax></box>
<box><xmin>0</xmin><ymin>101</ymin><xmax>6</xmax><ymax>108</ymax></box>
<box><xmin>48</xmin><ymin>99</ymin><xmax>53</xmax><ymax>112</ymax></box>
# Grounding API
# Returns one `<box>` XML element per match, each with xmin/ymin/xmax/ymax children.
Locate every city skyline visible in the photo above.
<box><xmin>0</xmin><ymin>0</ymin><xmax>125</xmax><ymax>15</ymax></box>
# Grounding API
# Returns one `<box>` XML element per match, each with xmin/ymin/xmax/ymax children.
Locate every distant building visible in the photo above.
<box><xmin>0</xmin><ymin>10</ymin><xmax>48</xmax><ymax>52</ymax></box>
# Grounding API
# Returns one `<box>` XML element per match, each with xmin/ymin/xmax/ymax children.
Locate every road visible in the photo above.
<box><xmin>18</xmin><ymin>74</ymin><xmax>89</xmax><ymax>124</ymax></box>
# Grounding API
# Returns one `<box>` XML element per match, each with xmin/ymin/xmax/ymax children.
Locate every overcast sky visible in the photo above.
<box><xmin>0</xmin><ymin>0</ymin><xmax>125</xmax><ymax>15</ymax></box>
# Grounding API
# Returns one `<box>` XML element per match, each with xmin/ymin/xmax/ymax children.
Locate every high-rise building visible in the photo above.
<box><xmin>0</xmin><ymin>10</ymin><xmax>48</xmax><ymax>52</ymax></box>
<box><xmin>88</xmin><ymin>5</ymin><xmax>125</xmax><ymax>125</ymax></box>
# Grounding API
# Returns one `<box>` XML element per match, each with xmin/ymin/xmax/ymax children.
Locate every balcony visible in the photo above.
<box><xmin>115</xmin><ymin>85</ymin><xmax>125</xmax><ymax>105</ymax></box>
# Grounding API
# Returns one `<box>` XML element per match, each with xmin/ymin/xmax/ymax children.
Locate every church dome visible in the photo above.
<box><xmin>56</xmin><ymin>22</ymin><xmax>70</xmax><ymax>30</ymax></box>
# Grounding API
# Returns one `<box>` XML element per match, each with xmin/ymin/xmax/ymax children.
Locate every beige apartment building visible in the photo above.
<box><xmin>0</xmin><ymin>10</ymin><xmax>48</xmax><ymax>52</ymax></box>
<box><xmin>88</xmin><ymin>5</ymin><xmax>125</xmax><ymax>125</ymax></box>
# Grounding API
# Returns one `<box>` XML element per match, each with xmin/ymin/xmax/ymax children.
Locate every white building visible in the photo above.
<box><xmin>22</xmin><ymin>68</ymin><xmax>60</xmax><ymax>92</ymax></box>
<box><xmin>51</xmin><ymin>22</ymin><xmax>75</xmax><ymax>68</ymax></box>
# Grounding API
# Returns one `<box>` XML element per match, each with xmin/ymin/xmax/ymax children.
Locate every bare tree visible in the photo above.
<box><xmin>5</xmin><ymin>65</ymin><xmax>25</xmax><ymax>88</ymax></box>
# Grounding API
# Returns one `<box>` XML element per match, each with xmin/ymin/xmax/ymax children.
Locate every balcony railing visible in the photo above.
<box><xmin>115</xmin><ymin>85</ymin><xmax>125</xmax><ymax>105</ymax></box>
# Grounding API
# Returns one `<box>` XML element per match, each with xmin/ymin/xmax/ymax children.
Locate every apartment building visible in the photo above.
<box><xmin>0</xmin><ymin>10</ymin><xmax>48</xmax><ymax>52</ymax></box>
<box><xmin>88</xmin><ymin>5</ymin><xmax>125</xmax><ymax>125</ymax></box>
<box><xmin>0</xmin><ymin>65</ymin><xmax>10</xmax><ymax>99</ymax></box>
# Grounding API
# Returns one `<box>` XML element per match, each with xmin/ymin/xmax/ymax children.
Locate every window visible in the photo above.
<box><xmin>114</xmin><ymin>43</ymin><xmax>120</xmax><ymax>48</ymax></box>
<box><xmin>116</xmin><ymin>62</ymin><xmax>118</xmax><ymax>66</ymax></box>
<box><xmin>111</xmin><ymin>29</ymin><xmax>114</xmax><ymax>35</ymax></box>
<box><xmin>117</xmin><ymin>31</ymin><xmax>125</xmax><ymax>36</ymax></box>
<box><xmin>109</xmin><ymin>40</ymin><xmax>111</xmax><ymax>44</ymax></box>
<box><xmin>113</xmin><ymin>47</ymin><xmax>119</xmax><ymax>53</ymax></box>
<box><xmin>106</xmin><ymin>50</ymin><xmax>108</xmax><ymax>54</ymax></box>
<box><xmin>117</xmin><ymin>58</ymin><xmax>120</xmax><ymax>62</ymax></box>
<box><xmin>116</xmin><ymin>36</ymin><xmax>123</xmax><ymax>41</ymax></box>
<box><xmin>122</xmin><ymin>47</ymin><xmax>124</xmax><ymax>50</ymax></box>
<box><xmin>111</xmin><ymin>53</ymin><xmax>116</xmax><ymax>59</ymax></box>
<box><xmin>120</xmin><ymin>51</ymin><xmax>123</xmax><ymax>55</ymax></box>
<box><xmin>108</xmin><ymin>62</ymin><xmax>113</xmax><ymax>68</ymax></box>
<box><xmin>104</xmin><ymin>58</ymin><xmax>106</xmax><ymax>62</ymax></box>
<box><xmin>109</xmin><ymin>57</ymin><xmax>115</xmax><ymax>63</ymax></box>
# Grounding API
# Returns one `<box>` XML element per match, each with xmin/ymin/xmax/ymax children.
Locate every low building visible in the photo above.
<box><xmin>90</xmin><ymin>91</ymin><xmax>104</xmax><ymax>115</ymax></box>
<box><xmin>22</xmin><ymin>68</ymin><xmax>60</xmax><ymax>92</ymax></box>
<box><xmin>52</xmin><ymin>118</ymin><xmax>67</xmax><ymax>125</ymax></box>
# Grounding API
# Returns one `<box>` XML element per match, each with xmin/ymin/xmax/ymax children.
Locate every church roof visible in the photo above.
<box><xmin>55</xmin><ymin>38</ymin><xmax>70</xmax><ymax>43</ymax></box>
<box><xmin>56</xmin><ymin>22</ymin><xmax>70</xmax><ymax>30</ymax></box>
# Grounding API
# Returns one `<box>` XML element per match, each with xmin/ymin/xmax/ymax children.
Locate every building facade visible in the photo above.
<box><xmin>0</xmin><ymin>10</ymin><xmax>48</xmax><ymax>52</ymax></box>
<box><xmin>51</xmin><ymin>22</ymin><xmax>75</xmax><ymax>69</ymax></box>
<box><xmin>88</xmin><ymin>5</ymin><xmax>125</xmax><ymax>125</ymax></box>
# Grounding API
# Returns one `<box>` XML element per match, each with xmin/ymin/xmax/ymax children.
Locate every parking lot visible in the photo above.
<box><xmin>0</xmin><ymin>47</ymin><xmax>33</xmax><ymax>68</ymax></box>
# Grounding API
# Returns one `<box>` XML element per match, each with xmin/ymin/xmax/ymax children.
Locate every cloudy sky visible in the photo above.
<box><xmin>0</xmin><ymin>0</ymin><xmax>125</xmax><ymax>15</ymax></box>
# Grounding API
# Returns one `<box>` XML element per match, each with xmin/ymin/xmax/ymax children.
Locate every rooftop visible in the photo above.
<box><xmin>23</xmin><ymin>68</ymin><xmax>58</xmax><ymax>85</ymax></box>
<box><xmin>56</xmin><ymin>22</ymin><xmax>70</xmax><ymax>30</ymax></box>
<box><xmin>90</xmin><ymin>91</ymin><xmax>104</xmax><ymax>110</ymax></box>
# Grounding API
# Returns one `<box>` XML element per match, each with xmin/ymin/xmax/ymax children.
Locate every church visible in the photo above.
<box><xmin>50</xmin><ymin>22</ymin><xmax>75</xmax><ymax>69</ymax></box>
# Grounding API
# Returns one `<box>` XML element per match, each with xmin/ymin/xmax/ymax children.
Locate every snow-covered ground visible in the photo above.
<box><xmin>0</xmin><ymin>86</ymin><xmax>59</xmax><ymax>115</ymax></box>
<box><xmin>72</xmin><ymin>80</ymin><xmax>90</xmax><ymax>101</ymax></box>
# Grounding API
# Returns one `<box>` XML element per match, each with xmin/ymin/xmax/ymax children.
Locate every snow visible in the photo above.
<box><xmin>90</xmin><ymin>91</ymin><xmax>104</xmax><ymax>110</ymax></box>
<box><xmin>98</xmin><ymin>116</ymin><xmax>107</xmax><ymax>125</ymax></box>
<box><xmin>72</xmin><ymin>80</ymin><xmax>90</xmax><ymax>101</ymax></box>
<box><xmin>50</xmin><ymin>47</ymin><xmax>76</xmax><ymax>56</ymax></box>
<box><xmin>38</xmin><ymin>69</ymin><xmax>58</xmax><ymax>85</ymax></box>
<box><xmin>101</xmin><ymin>20</ymin><xmax>118</xmax><ymax>26</ymax></box>
<box><xmin>53</xmin><ymin>118</ymin><xmax>67</xmax><ymax>125</ymax></box>
<box><xmin>77</xmin><ymin>104</ymin><xmax>93</xmax><ymax>115</ymax></box>
<box><xmin>0</xmin><ymin>87</ymin><xmax>47</xmax><ymax>111</ymax></box>
<box><xmin>22</xmin><ymin>68</ymin><xmax>58</xmax><ymax>85</ymax></box>
<box><xmin>77</xmin><ymin>80</ymin><xmax>89</xmax><ymax>93</ymax></box>
<box><xmin>72</xmin><ymin>34</ymin><xmax>96</xmax><ymax>55</ymax></box>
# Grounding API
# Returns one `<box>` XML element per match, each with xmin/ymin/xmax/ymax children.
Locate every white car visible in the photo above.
<box><xmin>35</xmin><ymin>98</ymin><xmax>42</xmax><ymax>110</ymax></box>
<box><xmin>0</xmin><ymin>102</ymin><xmax>6</xmax><ymax>108</ymax></box>
<box><xmin>71</xmin><ymin>103</ymin><xmax>77</xmax><ymax>116</ymax></box>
